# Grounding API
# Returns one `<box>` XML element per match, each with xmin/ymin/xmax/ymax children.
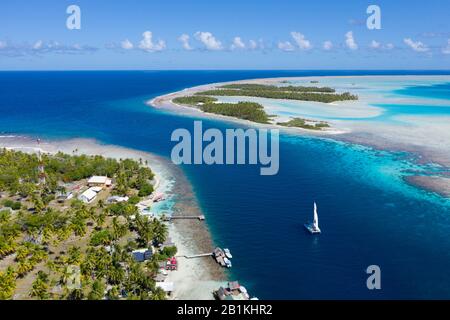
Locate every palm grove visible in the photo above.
<box><xmin>0</xmin><ymin>148</ymin><xmax>176</xmax><ymax>300</ymax></box>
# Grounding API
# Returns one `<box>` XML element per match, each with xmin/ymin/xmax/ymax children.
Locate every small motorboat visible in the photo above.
<box><xmin>224</xmin><ymin>248</ymin><xmax>233</xmax><ymax>259</ymax></box>
<box><xmin>223</xmin><ymin>257</ymin><xmax>232</xmax><ymax>268</ymax></box>
<box><xmin>304</xmin><ymin>202</ymin><xmax>321</xmax><ymax>234</ymax></box>
<box><xmin>152</xmin><ymin>192</ymin><xmax>165</xmax><ymax>202</ymax></box>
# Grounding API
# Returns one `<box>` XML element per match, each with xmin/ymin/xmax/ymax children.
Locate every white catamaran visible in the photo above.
<box><xmin>304</xmin><ymin>202</ymin><xmax>321</xmax><ymax>234</ymax></box>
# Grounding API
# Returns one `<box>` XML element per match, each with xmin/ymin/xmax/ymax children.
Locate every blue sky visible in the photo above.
<box><xmin>1</xmin><ymin>0</ymin><xmax>449</xmax><ymax>70</ymax></box>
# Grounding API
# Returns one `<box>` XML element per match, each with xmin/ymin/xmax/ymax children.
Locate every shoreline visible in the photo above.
<box><xmin>148</xmin><ymin>75</ymin><xmax>450</xmax><ymax>199</ymax></box>
<box><xmin>0</xmin><ymin>135</ymin><xmax>227</xmax><ymax>300</ymax></box>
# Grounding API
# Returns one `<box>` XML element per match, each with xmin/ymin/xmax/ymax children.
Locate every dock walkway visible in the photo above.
<box><xmin>178</xmin><ymin>252</ymin><xmax>213</xmax><ymax>259</ymax></box>
<box><xmin>164</xmin><ymin>215</ymin><xmax>205</xmax><ymax>221</ymax></box>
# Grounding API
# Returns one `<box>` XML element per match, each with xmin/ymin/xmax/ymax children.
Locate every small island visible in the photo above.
<box><xmin>0</xmin><ymin>148</ymin><xmax>177</xmax><ymax>300</ymax></box>
<box><xmin>170</xmin><ymin>82</ymin><xmax>351</xmax><ymax>130</ymax></box>
<box><xmin>277</xmin><ymin>118</ymin><xmax>330</xmax><ymax>130</ymax></box>
<box><xmin>197</xmin><ymin>83</ymin><xmax>358</xmax><ymax>103</ymax></box>
<box><xmin>173</xmin><ymin>96</ymin><xmax>271</xmax><ymax>124</ymax></box>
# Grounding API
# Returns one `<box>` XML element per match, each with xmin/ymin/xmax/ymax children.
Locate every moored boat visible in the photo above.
<box><xmin>304</xmin><ymin>202</ymin><xmax>321</xmax><ymax>234</ymax></box>
<box><xmin>224</xmin><ymin>248</ymin><xmax>232</xmax><ymax>259</ymax></box>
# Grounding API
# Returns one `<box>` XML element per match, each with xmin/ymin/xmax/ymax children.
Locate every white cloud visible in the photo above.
<box><xmin>370</xmin><ymin>40</ymin><xmax>381</xmax><ymax>49</ymax></box>
<box><xmin>178</xmin><ymin>34</ymin><xmax>193</xmax><ymax>50</ymax></box>
<box><xmin>249</xmin><ymin>40</ymin><xmax>258</xmax><ymax>50</ymax></box>
<box><xmin>32</xmin><ymin>40</ymin><xmax>43</xmax><ymax>50</ymax></box>
<box><xmin>121</xmin><ymin>39</ymin><xmax>134</xmax><ymax>50</ymax></box>
<box><xmin>194</xmin><ymin>31</ymin><xmax>223</xmax><ymax>50</ymax></box>
<box><xmin>0</xmin><ymin>40</ymin><xmax>98</xmax><ymax>57</ymax></box>
<box><xmin>323</xmin><ymin>41</ymin><xmax>333</xmax><ymax>51</ymax></box>
<box><xmin>369</xmin><ymin>40</ymin><xmax>395</xmax><ymax>51</ymax></box>
<box><xmin>290</xmin><ymin>32</ymin><xmax>312</xmax><ymax>50</ymax></box>
<box><xmin>345</xmin><ymin>31</ymin><xmax>358</xmax><ymax>50</ymax></box>
<box><xmin>442</xmin><ymin>39</ymin><xmax>450</xmax><ymax>54</ymax></box>
<box><xmin>403</xmin><ymin>38</ymin><xmax>429</xmax><ymax>52</ymax></box>
<box><xmin>138</xmin><ymin>31</ymin><xmax>166</xmax><ymax>52</ymax></box>
<box><xmin>231</xmin><ymin>37</ymin><xmax>246</xmax><ymax>50</ymax></box>
<box><xmin>278</xmin><ymin>41</ymin><xmax>295</xmax><ymax>52</ymax></box>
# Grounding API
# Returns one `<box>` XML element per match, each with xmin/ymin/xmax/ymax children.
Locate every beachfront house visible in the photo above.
<box><xmin>214</xmin><ymin>281</ymin><xmax>250</xmax><ymax>300</ymax></box>
<box><xmin>78</xmin><ymin>186</ymin><xmax>104</xmax><ymax>204</ymax></box>
<box><xmin>106</xmin><ymin>195</ymin><xmax>129</xmax><ymax>204</ymax></box>
<box><xmin>87</xmin><ymin>176</ymin><xmax>112</xmax><ymax>187</ymax></box>
<box><xmin>56</xmin><ymin>191</ymin><xmax>74</xmax><ymax>203</ymax></box>
<box><xmin>79</xmin><ymin>188</ymin><xmax>98</xmax><ymax>204</ymax></box>
<box><xmin>132</xmin><ymin>248</ymin><xmax>153</xmax><ymax>262</ymax></box>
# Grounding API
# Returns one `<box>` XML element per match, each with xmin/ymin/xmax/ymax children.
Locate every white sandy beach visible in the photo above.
<box><xmin>0</xmin><ymin>136</ymin><xmax>226</xmax><ymax>300</ymax></box>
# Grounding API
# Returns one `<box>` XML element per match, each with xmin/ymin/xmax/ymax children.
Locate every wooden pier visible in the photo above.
<box><xmin>163</xmin><ymin>215</ymin><xmax>205</xmax><ymax>221</ymax></box>
<box><xmin>177</xmin><ymin>247</ymin><xmax>232</xmax><ymax>268</ymax></box>
<box><xmin>180</xmin><ymin>252</ymin><xmax>213</xmax><ymax>259</ymax></box>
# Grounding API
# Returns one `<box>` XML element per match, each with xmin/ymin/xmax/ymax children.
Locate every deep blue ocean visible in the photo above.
<box><xmin>1</xmin><ymin>70</ymin><xmax>450</xmax><ymax>299</ymax></box>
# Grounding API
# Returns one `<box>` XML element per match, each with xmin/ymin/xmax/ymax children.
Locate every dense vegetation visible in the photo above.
<box><xmin>191</xmin><ymin>82</ymin><xmax>358</xmax><ymax>103</ymax></box>
<box><xmin>172</xmin><ymin>95</ymin><xmax>217</xmax><ymax>105</ymax></box>
<box><xmin>172</xmin><ymin>95</ymin><xmax>271</xmax><ymax>123</ymax></box>
<box><xmin>197</xmin><ymin>88</ymin><xmax>358</xmax><ymax>103</ymax></box>
<box><xmin>277</xmin><ymin>118</ymin><xmax>330</xmax><ymax>130</ymax></box>
<box><xmin>199</xmin><ymin>101</ymin><xmax>270</xmax><ymax>123</ymax></box>
<box><xmin>220</xmin><ymin>83</ymin><xmax>336</xmax><ymax>93</ymax></box>
<box><xmin>0</xmin><ymin>149</ymin><xmax>173</xmax><ymax>300</ymax></box>
<box><xmin>0</xmin><ymin>151</ymin><xmax>154</xmax><ymax>200</ymax></box>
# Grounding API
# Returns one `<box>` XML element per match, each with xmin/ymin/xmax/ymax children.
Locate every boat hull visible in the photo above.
<box><xmin>304</xmin><ymin>223</ymin><xmax>321</xmax><ymax>234</ymax></box>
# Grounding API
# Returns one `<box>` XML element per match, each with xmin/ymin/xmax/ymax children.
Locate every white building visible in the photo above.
<box><xmin>87</xmin><ymin>176</ymin><xmax>112</xmax><ymax>187</ymax></box>
<box><xmin>107</xmin><ymin>196</ymin><xmax>129</xmax><ymax>204</ymax></box>
<box><xmin>79</xmin><ymin>188</ymin><xmax>100</xmax><ymax>203</ymax></box>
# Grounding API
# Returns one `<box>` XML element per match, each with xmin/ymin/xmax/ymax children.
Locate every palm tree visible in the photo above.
<box><xmin>31</xmin><ymin>194</ymin><xmax>45</xmax><ymax>214</ymax></box>
<box><xmin>112</xmin><ymin>217</ymin><xmax>127</xmax><ymax>240</ymax></box>
<box><xmin>42</xmin><ymin>226</ymin><xmax>53</xmax><ymax>245</ymax></box>
<box><xmin>67</xmin><ymin>246</ymin><xmax>82</xmax><ymax>265</ymax></box>
<box><xmin>93</xmin><ymin>211</ymin><xmax>106</xmax><ymax>228</ymax></box>
<box><xmin>106</xmin><ymin>286</ymin><xmax>120</xmax><ymax>300</ymax></box>
<box><xmin>87</xmin><ymin>280</ymin><xmax>105</xmax><ymax>300</ymax></box>
<box><xmin>59</xmin><ymin>266</ymin><xmax>72</xmax><ymax>285</ymax></box>
<box><xmin>107</xmin><ymin>265</ymin><xmax>125</xmax><ymax>285</ymax></box>
<box><xmin>0</xmin><ymin>238</ymin><xmax>16</xmax><ymax>258</ymax></box>
<box><xmin>76</xmin><ymin>206</ymin><xmax>90</xmax><ymax>219</ymax></box>
<box><xmin>0</xmin><ymin>267</ymin><xmax>16</xmax><ymax>300</ymax></box>
<box><xmin>88</xmin><ymin>207</ymin><xmax>96</xmax><ymax>220</ymax></box>
<box><xmin>97</xmin><ymin>199</ymin><xmax>105</xmax><ymax>210</ymax></box>
<box><xmin>135</xmin><ymin>216</ymin><xmax>153</xmax><ymax>246</ymax></box>
<box><xmin>145</xmin><ymin>257</ymin><xmax>160</xmax><ymax>277</ymax></box>
<box><xmin>151</xmin><ymin>286</ymin><xmax>166</xmax><ymax>300</ymax></box>
<box><xmin>151</xmin><ymin>219</ymin><xmax>168</xmax><ymax>245</ymax></box>
<box><xmin>70</xmin><ymin>216</ymin><xmax>87</xmax><ymax>237</ymax></box>
<box><xmin>123</xmin><ymin>204</ymin><xmax>138</xmax><ymax>217</ymax></box>
<box><xmin>29</xmin><ymin>271</ymin><xmax>50</xmax><ymax>300</ymax></box>
<box><xmin>67</xmin><ymin>288</ymin><xmax>84</xmax><ymax>300</ymax></box>
<box><xmin>57</xmin><ymin>226</ymin><xmax>72</xmax><ymax>241</ymax></box>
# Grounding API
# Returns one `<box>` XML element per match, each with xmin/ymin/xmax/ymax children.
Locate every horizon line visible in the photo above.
<box><xmin>1</xmin><ymin>69</ymin><xmax>450</xmax><ymax>72</ymax></box>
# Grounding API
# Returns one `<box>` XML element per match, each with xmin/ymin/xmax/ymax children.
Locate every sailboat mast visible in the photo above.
<box><xmin>313</xmin><ymin>202</ymin><xmax>318</xmax><ymax>228</ymax></box>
